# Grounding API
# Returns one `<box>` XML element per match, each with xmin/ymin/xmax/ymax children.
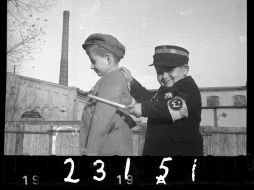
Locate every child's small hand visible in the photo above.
<box><xmin>127</xmin><ymin>103</ymin><xmax>142</xmax><ymax>118</ymax></box>
<box><xmin>119</xmin><ymin>67</ymin><xmax>133</xmax><ymax>82</ymax></box>
<box><xmin>120</xmin><ymin>67</ymin><xmax>133</xmax><ymax>90</ymax></box>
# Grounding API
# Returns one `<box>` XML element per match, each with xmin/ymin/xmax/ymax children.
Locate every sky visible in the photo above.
<box><xmin>15</xmin><ymin>0</ymin><xmax>247</xmax><ymax>91</ymax></box>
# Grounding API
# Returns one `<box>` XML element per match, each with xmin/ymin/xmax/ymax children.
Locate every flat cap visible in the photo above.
<box><xmin>82</xmin><ymin>33</ymin><xmax>125</xmax><ymax>59</ymax></box>
<box><xmin>150</xmin><ymin>45</ymin><xmax>189</xmax><ymax>67</ymax></box>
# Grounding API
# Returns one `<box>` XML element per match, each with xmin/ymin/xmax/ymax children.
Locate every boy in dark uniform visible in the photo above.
<box><xmin>120</xmin><ymin>45</ymin><xmax>203</xmax><ymax>156</ymax></box>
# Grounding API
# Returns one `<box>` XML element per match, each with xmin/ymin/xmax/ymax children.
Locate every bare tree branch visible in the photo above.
<box><xmin>7</xmin><ymin>0</ymin><xmax>55</xmax><ymax>73</ymax></box>
<box><xmin>7</xmin><ymin>31</ymin><xmax>41</xmax><ymax>54</ymax></box>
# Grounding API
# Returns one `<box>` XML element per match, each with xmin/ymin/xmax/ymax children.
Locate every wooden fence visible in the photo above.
<box><xmin>4</xmin><ymin>120</ymin><xmax>246</xmax><ymax>156</ymax></box>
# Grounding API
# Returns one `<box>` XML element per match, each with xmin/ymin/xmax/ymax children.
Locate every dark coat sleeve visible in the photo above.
<box><xmin>130</xmin><ymin>78</ymin><xmax>156</xmax><ymax>102</ymax></box>
<box><xmin>141</xmin><ymin>79</ymin><xmax>201</xmax><ymax>123</ymax></box>
<box><xmin>177</xmin><ymin>81</ymin><xmax>202</xmax><ymax>123</ymax></box>
<box><xmin>141</xmin><ymin>99</ymin><xmax>173</xmax><ymax>121</ymax></box>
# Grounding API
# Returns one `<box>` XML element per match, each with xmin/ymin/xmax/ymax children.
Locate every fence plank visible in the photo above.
<box><xmin>4</xmin><ymin>122</ymin><xmax>25</xmax><ymax>155</ymax></box>
<box><xmin>53</xmin><ymin>124</ymin><xmax>80</xmax><ymax>155</ymax></box>
<box><xmin>4</xmin><ymin>123</ymin><xmax>17</xmax><ymax>155</ymax></box>
<box><xmin>220</xmin><ymin>133</ymin><xmax>234</xmax><ymax>156</ymax></box>
<box><xmin>236</xmin><ymin>134</ymin><xmax>246</xmax><ymax>155</ymax></box>
<box><xmin>132</xmin><ymin>133</ymin><xmax>139</xmax><ymax>156</ymax></box>
<box><xmin>132</xmin><ymin>126</ymin><xmax>146</xmax><ymax>156</ymax></box>
<box><xmin>22</xmin><ymin>124</ymin><xmax>50</xmax><ymax>155</ymax></box>
<box><xmin>202</xmin><ymin>126</ymin><xmax>246</xmax><ymax>156</ymax></box>
<box><xmin>202</xmin><ymin>134</ymin><xmax>211</xmax><ymax>156</ymax></box>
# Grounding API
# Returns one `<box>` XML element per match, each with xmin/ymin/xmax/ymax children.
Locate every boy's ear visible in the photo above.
<box><xmin>106</xmin><ymin>54</ymin><xmax>114</xmax><ymax>65</ymax></box>
<box><xmin>183</xmin><ymin>65</ymin><xmax>189</xmax><ymax>76</ymax></box>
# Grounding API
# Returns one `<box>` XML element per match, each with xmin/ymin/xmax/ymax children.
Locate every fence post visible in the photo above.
<box><xmin>48</xmin><ymin>125</ymin><xmax>53</xmax><ymax>155</ymax></box>
<box><xmin>213</xmin><ymin>108</ymin><xmax>218</xmax><ymax>127</ymax></box>
<box><xmin>15</xmin><ymin>122</ymin><xmax>24</xmax><ymax>155</ymax></box>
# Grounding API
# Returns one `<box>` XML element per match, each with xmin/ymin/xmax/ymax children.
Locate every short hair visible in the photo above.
<box><xmin>86</xmin><ymin>44</ymin><xmax>121</xmax><ymax>63</ymax></box>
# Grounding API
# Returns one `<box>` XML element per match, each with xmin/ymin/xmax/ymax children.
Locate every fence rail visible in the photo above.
<box><xmin>4</xmin><ymin>120</ymin><xmax>246</xmax><ymax>156</ymax></box>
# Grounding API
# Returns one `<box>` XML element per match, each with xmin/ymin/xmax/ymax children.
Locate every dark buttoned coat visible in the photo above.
<box><xmin>130</xmin><ymin>76</ymin><xmax>203</xmax><ymax>156</ymax></box>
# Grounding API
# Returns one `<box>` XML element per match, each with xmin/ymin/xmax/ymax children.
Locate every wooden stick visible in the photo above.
<box><xmin>87</xmin><ymin>94</ymin><xmax>127</xmax><ymax>109</ymax></box>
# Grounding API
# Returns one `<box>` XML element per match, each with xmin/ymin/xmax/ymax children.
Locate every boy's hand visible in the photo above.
<box><xmin>127</xmin><ymin>103</ymin><xmax>142</xmax><ymax>118</ymax></box>
<box><xmin>119</xmin><ymin>67</ymin><xmax>133</xmax><ymax>90</ymax></box>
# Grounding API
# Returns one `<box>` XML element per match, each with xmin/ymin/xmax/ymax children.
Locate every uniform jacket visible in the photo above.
<box><xmin>130</xmin><ymin>76</ymin><xmax>203</xmax><ymax>156</ymax></box>
<box><xmin>80</xmin><ymin>69</ymin><xmax>133</xmax><ymax>156</ymax></box>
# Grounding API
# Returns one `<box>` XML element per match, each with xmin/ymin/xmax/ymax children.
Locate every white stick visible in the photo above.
<box><xmin>87</xmin><ymin>94</ymin><xmax>127</xmax><ymax>109</ymax></box>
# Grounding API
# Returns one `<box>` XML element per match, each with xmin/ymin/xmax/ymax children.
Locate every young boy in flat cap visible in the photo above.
<box><xmin>80</xmin><ymin>33</ymin><xmax>135</xmax><ymax>156</ymax></box>
<box><xmin>120</xmin><ymin>45</ymin><xmax>203</xmax><ymax>156</ymax></box>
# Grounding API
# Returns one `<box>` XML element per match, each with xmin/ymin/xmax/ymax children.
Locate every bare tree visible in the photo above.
<box><xmin>7</xmin><ymin>0</ymin><xmax>55</xmax><ymax>73</ymax></box>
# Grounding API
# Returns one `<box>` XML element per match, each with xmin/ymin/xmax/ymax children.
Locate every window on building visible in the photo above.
<box><xmin>233</xmin><ymin>95</ymin><xmax>246</xmax><ymax>106</ymax></box>
<box><xmin>21</xmin><ymin>109</ymin><xmax>43</xmax><ymax>119</ymax></box>
<box><xmin>207</xmin><ymin>96</ymin><xmax>220</xmax><ymax>107</ymax></box>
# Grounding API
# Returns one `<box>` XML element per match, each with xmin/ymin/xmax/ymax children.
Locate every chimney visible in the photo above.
<box><xmin>59</xmin><ymin>11</ymin><xmax>70</xmax><ymax>86</ymax></box>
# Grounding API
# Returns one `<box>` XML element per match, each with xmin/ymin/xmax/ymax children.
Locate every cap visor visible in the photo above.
<box><xmin>149</xmin><ymin>62</ymin><xmax>179</xmax><ymax>67</ymax></box>
<box><xmin>82</xmin><ymin>42</ymin><xmax>95</xmax><ymax>50</ymax></box>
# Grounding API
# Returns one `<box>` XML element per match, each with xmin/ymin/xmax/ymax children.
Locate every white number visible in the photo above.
<box><xmin>171</xmin><ymin>99</ymin><xmax>181</xmax><ymax>108</ymax></box>
<box><xmin>192</xmin><ymin>159</ymin><xmax>197</xmax><ymax>182</ymax></box>
<box><xmin>32</xmin><ymin>175</ymin><xmax>39</xmax><ymax>185</ymax></box>
<box><xmin>126</xmin><ymin>175</ymin><xmax>133</xmax><ymax>185</ymax></box>
<box><xmin>117</xmin><ymin>175</ymin><xmax>122</xmax><ymax>184</ymax></box>
<box><xmin>124</xmin><ymin>157</ymin><xmax>133</xmax><ymax>184</ymax></box>
<box><xmin>93</xmin><ymin>160</ymin><xmax>106</xmax><ymax>181</ymax></box>
<box><xmin>22</xmin><ymin>175</ymin><xmax>28</xmax><ymax>185</ymax></box>
<box><xmin>156</xmin><ymin>157</ymin><xmax>172</xmax><ymax>185</ymax></box>
<box><xmin>22</xmin><ymin>175</ymin><xmax>39</xmax><ymax>185</ymax></box>
<box><xmin>116</xmin><ymin>158</ymin><xmax>133</xmax><ymax>185</ymax></box>
<box><xmin>64</xmin><ymin>158</ymin><xmax>80</xmax><ymax>183</ymax></box>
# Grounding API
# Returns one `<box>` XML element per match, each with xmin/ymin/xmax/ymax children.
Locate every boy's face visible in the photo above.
<box><xmin>155</xmin><ymin>65</ymin><xmax>188</xmax><ymax>87</ymax></box>
<box><xmin>88</xmin><ymin>52</ymin><xmax>110</xmax><ymax>77</ymax></box>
